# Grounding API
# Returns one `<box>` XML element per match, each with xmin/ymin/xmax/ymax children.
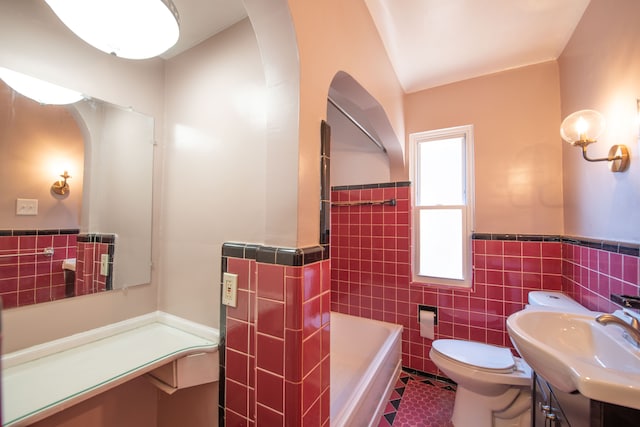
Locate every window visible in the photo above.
<box><xmin>410</xmin><ymin>125</ymin><xmax>474</xmax><ymax>287</ymax></box>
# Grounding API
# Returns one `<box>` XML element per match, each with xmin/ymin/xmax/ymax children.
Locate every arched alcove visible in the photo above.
<box><xmin>328</xmin><ymin>71</ymin><xmax>405</xmax><ymax>185</ymax></box>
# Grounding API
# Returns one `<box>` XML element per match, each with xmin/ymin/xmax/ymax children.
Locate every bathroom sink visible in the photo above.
<box><xmin>507</xmin><ymin>308</ymin><xmax>640</xmax><ymax>410</ymax></box>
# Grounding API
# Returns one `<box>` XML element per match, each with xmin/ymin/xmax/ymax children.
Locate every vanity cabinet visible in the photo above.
<box><xmin>533</xmin><ymin>372</ymin><xmax>640</xmax><ymax>427</ymax></box>
<box><xmin>533</xmin><ymin>372</ymin><xmax>588</xmax><ymax>426</ymax></box>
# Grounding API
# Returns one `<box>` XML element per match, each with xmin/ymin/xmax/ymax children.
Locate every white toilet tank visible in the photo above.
<box><xmin>527</xmin><ymin>291</ymin><xmax>590</xmax><ymax>313</ymax></box>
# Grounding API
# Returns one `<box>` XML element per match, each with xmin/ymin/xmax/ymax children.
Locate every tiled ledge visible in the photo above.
<box><xmin>0</xmin><ymin>229</ymin><xmax>79</xmax><ymax>236</ymax></box>
<box><xmin>472</xmin><ymin>233</ymin><xmax>639</xmax><ymax>257</ymax></box>
<box><xmin>76</xmin><ymin>233</ymin><xmax>116</xmax><ymax>243</ymax></box>
<box><xmin>562</xmin><ymin>235</ymin><xmax>639</xmax><ymax>257</ymax></box>
<box><xmin>472</xmin><ymin>233</ymin><xmax>562</xmax><ymax>242</ymax></box>
<box><xmin>221</xmin><ymin>242</ymin><xmax>327</xmax><ymax>266</ymax></box>
<box><xmin>332</xmin><ymin>181</ymin><xmax>411</xmax><ymax>191</ymax></box>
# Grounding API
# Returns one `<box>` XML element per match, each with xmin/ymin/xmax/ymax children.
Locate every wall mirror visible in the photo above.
<box><xmin>0</xmin><ymin>71</ymin><xmax>154</xmax><ymax>309</ymax></box>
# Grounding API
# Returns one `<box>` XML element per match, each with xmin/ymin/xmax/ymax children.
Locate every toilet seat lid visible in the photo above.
<box><xmin>432</xmin><ymin>339</ymin><xmax>515</xmax><ymax>373</ymax></box>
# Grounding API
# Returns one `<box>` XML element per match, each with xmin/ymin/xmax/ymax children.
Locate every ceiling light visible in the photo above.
<box><xmin>0</xmin><ymin>68</ymin><xmax>84</xmax><ymax>105</ymax></box>
<box><xmin>44</xmin><ymin>0</ymin><xmax>180</xmax><ymax>60</ymax></box>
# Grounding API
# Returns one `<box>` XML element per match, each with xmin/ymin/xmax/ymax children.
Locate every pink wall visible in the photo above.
<box><xmin>287</xmin><ymin>0</ymin><xmax>406</xmax><ymax>247</ymax></box>
<box><xmin>160</xmin><ymin>18</ymin><xmax>267</xmax><ymax>327</ymax></box>
<box><xmin>405</xmin><ymin>61</ymin><xmax>564</xmax><ymax>236</ymax></box>
<box><xmin>559</xmin><ymin>0</ymin><xmax>640</xmax><ymax>243</ymax></box>
<box><xmin>0</xmin><ymin>81</ymin><xmax>84</xmax><ymax>230</ymax></box>
<box><xmin>28</xmin><ymin>377</ymin><xmax>218</xmax><ymax>427</ymax></box>
<box><xmin>30</xmin><ymin>377</ymin><xmax>158</xmax><ymax>427</ymax></box>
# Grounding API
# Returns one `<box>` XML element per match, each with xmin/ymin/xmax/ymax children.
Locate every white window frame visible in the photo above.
<box><xmin>410</xmin><ymin>125</ymin><xmax>475</xmax><ymax>288</ymax></box>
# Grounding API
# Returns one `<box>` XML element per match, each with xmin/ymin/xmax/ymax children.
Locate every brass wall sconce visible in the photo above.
<box><xmin>51</xmin><ymin>171</ymin><xmax>71</xmax><ymax>195</ymax></box>
<box><xmin>560</xmin><ymin>109</ymin><xmax>630</xmax><ymax>172</ymax></box>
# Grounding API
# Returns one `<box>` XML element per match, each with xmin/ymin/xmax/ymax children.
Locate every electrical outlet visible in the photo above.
<box><xmin>100</xmin><ymin>254</ymin><xmax>109</xmax><ymax>276</ymax></box>
<box><xmin>222</xmin><ymin>273</ymin><xmax>238</xmax><ymax>307</ymax></box>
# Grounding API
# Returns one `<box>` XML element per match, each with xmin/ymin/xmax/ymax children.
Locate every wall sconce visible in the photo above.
<box><xmin>51</xmin><ymin>171</ymin><xmax>71</xmax><ymax>195</ymax></box>
<box><xmin>560</xmin><ymin>109</ymin><xmax>630</xmax><ymax>172</ymax></box>
<box><xmin>44</xmin><ymin>0</ymin><xmax>180</xmax><ymax>60</ymax></box>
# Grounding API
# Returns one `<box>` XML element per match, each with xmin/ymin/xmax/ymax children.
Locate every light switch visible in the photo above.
<box><xmin>222</xmin><ymin>273</ymin><xmax>238</xmax><ymax>307</ymax></box>
<box><xmin>16</xmin><ymin>198</ymin><xmax>38</xmax><ymax>216</ymax></box>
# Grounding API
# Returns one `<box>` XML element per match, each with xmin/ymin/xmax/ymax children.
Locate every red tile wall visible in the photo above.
<box><xmin>562</xmin><ymin>243</ymin><xmax>640</xmax><ymax>313</ymax></box>
<box><xmin>330</xmin><ymin>185</ymin><xmax>411</xmax><ymax>324</ymax></box>
<box><xmin>0</xmin><ymin>233</ymin><xmax>77</xmax><ymax>308</ymax></box>
<box><xmin>330</xmin><ymin>183</ymin><xmax>639</xmax><ymax>377</ymax></box>
<box><xmin>224</xmin><ymin>256</ymin><xmax>331</xmax><ymax>427</ymax></box>
<box><xmin>75</xmin><ymin>242</ymin><xmax>110</xmax><ymax>295</ymax></box>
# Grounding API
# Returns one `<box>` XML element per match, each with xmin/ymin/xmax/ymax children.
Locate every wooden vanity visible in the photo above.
<box><xmin>533</xmin><ymin>372</ymin><xmax>640</xmax><ymax>427</ymax></box>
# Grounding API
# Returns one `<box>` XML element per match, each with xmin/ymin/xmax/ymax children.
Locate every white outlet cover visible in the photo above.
<box><xmin>222</xmin><ymin>273</ymin><xmax>238</xmax><ymax>307</ymax></box>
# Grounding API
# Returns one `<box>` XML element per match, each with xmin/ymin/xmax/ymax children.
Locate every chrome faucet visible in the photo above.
<box><xmin>596</xmin><ymin>312</ymin><xmax>640</xmax><ymax>348</ymax></box>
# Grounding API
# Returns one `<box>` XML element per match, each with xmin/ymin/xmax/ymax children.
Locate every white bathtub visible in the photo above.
<box><xmin>330</xmin><ymin>312</ymin><xmax>403</xmax><ymax>427</ymax></box>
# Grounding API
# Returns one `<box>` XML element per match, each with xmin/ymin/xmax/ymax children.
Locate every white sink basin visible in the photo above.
<box><xmin>507</xmin><ymin>308</ymin><xmax>640</xmax><ymax>410</ymax></box>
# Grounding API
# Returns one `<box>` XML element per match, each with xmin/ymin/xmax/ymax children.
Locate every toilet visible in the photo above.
<box><xmin>429</xmin><ymin>291</ymin><xmax>589</xmax><ymax>427</ymax></box>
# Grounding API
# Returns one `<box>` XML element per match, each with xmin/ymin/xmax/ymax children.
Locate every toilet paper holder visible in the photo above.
<box><xmin>418</xmin><ymin>305</ymin><xmax>438</xmax><ymax>325</ymax></box>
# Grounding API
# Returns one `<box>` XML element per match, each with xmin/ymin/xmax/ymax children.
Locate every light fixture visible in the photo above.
<box><xmin>0</xmin><ymin>68</ymin><xmax>84</xmax><ymax>105</ymax></box>
<box><xmin>560</xmin><ymin>109</ymin><xmax>630</xmax><ymax>172</ymax></box>
<box><xmin>51</xmin><ymin>171</ymin><xmax>71</xmax><ymax>195</ymax></box>
<box><xmin>44</xmin><ymin>0</ymin><xmax>180</xmax><ymax>60</ymax></box>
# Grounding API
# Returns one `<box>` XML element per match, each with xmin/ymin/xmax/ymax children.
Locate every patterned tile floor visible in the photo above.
<box><xmin>378</xmin><ymin>369</ymin><xmax>456</xmax><ymax>427</ymax></box>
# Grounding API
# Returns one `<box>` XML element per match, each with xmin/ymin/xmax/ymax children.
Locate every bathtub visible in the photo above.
<box><xmin>330</xmin><ymin>312</ymin><xmax>403</xmax><ymax>427</ymax></box>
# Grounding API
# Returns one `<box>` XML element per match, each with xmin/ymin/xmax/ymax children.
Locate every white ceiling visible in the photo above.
<box><xmin>167</xmin><ymin>0</ymin><xmax>591</xmax><ymax>93</ymax></box>
<box><xmin>365</xmin><ymin>0</ymin><xmax>591</xmax><ymax>93</ymax></box>
<box><xmin>161</xmin><ymin>0</ymin><xmax>247</xmax><ymax>59</ymax></box>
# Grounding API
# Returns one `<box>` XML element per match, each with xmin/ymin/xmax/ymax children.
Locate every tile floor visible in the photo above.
<box><xmin>378</xmin><ymin>369</ymin><xmax>456</xmax><ymax>427</ymax></box>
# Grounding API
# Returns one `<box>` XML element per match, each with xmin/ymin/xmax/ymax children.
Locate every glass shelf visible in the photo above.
<box><xmin>3</xmin><ymin>320</ymin><xmax>218</xmax><ymax>426</ymax></box>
